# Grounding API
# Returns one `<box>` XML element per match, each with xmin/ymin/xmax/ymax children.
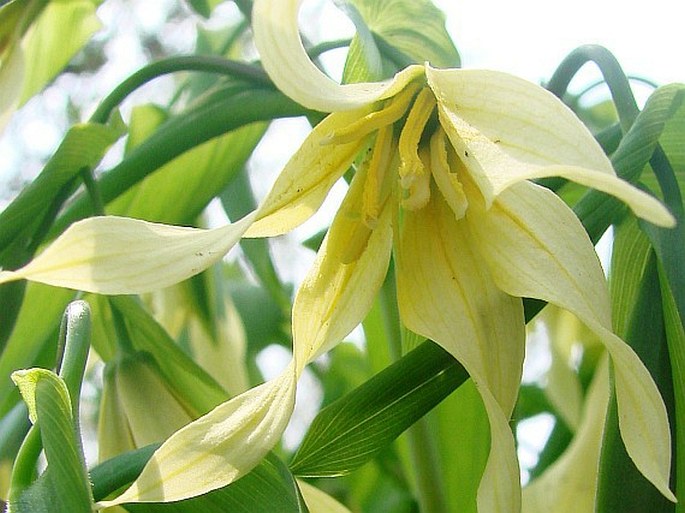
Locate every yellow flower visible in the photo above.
<box><xmin>2</xmin><ymin>1</ymin><xmax>676</xmax><ymax>510</ymax></box>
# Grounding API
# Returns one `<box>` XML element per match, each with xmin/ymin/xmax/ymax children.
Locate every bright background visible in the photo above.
<box><xmin>2</xmin><ymin>0</ymin><xmax>683</xmax><ymax>481</ymax></box>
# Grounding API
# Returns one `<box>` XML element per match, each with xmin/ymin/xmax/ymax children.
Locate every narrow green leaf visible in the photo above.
<box><xmin>11</xmin><ymin>369</ymin><xmax>93</xmax><ymax>513</ymax></box>
<box><xmin>574</xmin><ymin>84</ymin><xmax>684</xmax><ymax>243</ymax></box>
<box><xmin>92</xmin><ymin>448</ymin><xmax>309</xmax><ymax>513</ymax></box>
<box><xmin>289</xmin><ymin>341</ymin><xmax>468</xmax><ymax>477</ymax></box>
<box><xmin>0</xmin><ymin>284</ymin><xmax>74</xmax><ymax>417</ymax></box>
<box><xmin>660</xmin><ymin>265</ymin><xmax>685</xmax><ymax>512</ymax></box>
<box><xmin>50</xmin><ymin>87</ymin><xmax>310</xmax><ymax>235</ymax></box>
<box><xmin>221</xmin><ymin>167</ymin><xmax>292</xmax><ymax>311</ymax></box>
<box><xmin>0</xmin><ymin>117</ymin><xmax>126</xmax><ymax>253</ymax></box>
<box><xmin>596</xmin><ymin>239</ymin><xmax>675</xmax><ymax>511</ymax></box>
<box><xmin>641</xmin><ymin>87</ymin><xmax>685</xmax><ymax>201</ymax></box>
<box><xmin>18</xmin><ymin>0</ymin><xmax>100</xmax><ymax>104</ymax></box>
<box><xmin>108</xmin><ymin>296</ymin><xmax>229</xmax><ymax>415</ymax></box>
<box><xmin>111</xmin><ymin>104</ymin><xmax>268</xmax><ymax>226</ymax></box>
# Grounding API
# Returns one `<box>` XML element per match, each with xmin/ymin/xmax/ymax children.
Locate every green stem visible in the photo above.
<box><xmin>89</xmin><ymin>55</ymin><xmax>272</xmax><ymax>124</ymax></box>
<box><xmin>308</xmin><ymin>38</ymin><xmax>352</xmax><ymax>60</ymax></box>
<box><xmin>380</xmin><ymin>267</ymin><xmax>449</xmax><ymax>513</ymax></box>
<box><xmin>56</xmin><ymin>301</ymin><xmax>92</xmax><ymax>417</ymax></box>
<box><xmin>546</xmin><ymin>44</ymin><xmax>639</xmax><ymax>133</ymax></box>
<box><xmin>79</xmin><ymin>166</ymin><xmax>105</xmax><ymax>216</ymax></box>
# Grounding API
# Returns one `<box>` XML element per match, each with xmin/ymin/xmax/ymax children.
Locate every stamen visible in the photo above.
<box><xmin>321</xmin><ymin>81</ymin><xmax>422</xmax><ymax>145</ymax></box>
<box><xmin>362</xmin><ymin>125</ymin><xmax>394</xmax><ymax>229</ymax></box>
<box><xmin>401</xmin><ymin>145</ymin><xmax>431</xmax><ymax>211</ymax></box>
<box><xmin>430</xmin><ymin>128</ymin><xmax>468</xmax><ymax>219</ymax></box>
<box><xmin>397</xmin><ymin>88</ymin><xmax>436</xmax><ymax>187</ymax></box>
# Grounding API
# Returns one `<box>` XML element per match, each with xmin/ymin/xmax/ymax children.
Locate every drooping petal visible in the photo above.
<box><xmin>0</xmin><ymin>214</ymin><xmax>255</xmax><ymax>294</ymax></box>
<box><xmin>522</xmin><ymin>356</ymin><xmax>610</xmax><ymax>513</ymax></box>
<box><xmin>292</xmin><ymin>164</ymin><xmax>394</xmax><ymax>371</ymax></box>
<box><xmin>246</xmin><ymin>109</ymin><xmax>369</xmax><ymax>238</ymax></box>
<box><xmin>252</xmin><ymin>0</ymin><xmax>422</xmax><ymax>112</ymax></box>
<box><xmin>435</xmin><ymin>98</ymin><xmax>674</xmax><ymax>227</ymax></box>
<box><xmin>466</xmin><ymin>180</ymin><xmax>675</xmax><ymax>502</ymax></box>
<box><xmin>395</xmin><ymin>192</ymin><xmax>525</xmax><ymax>513</ymax></box>
<box><xmin>98</xmin><ymin>364</ymin><xmax>297</xmax><ymax>506</ymax></box>
<box><xmin>426</xmin><ymin>67</ymin><xmax>613</xmax><ymax>172</ymax></box>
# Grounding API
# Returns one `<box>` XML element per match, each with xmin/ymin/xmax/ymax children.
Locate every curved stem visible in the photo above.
<box><xmin>576</xmin><ymin>75</ymin><xmax>659</xmax><ymax>101</ymax></box>
<box><xmin>89</xmin><ymin>55</ymin><xmax>272</xmax><ymax>124</ymax></box>
<box><xmin>308</xmin><ymin>38</ymin><xmax>352</xmax><ymax>60</ymax></box>
<box><xmin>546</xmin><ymin>44</ymin><xmax>639</xmax><ymax>133</ymax></box>
<box><xmin>79</xmin><ymin>166</ymin><xmax>105</xmax><ymax>216</ymax></box>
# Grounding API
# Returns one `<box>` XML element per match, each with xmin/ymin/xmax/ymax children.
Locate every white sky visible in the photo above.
<box><xmin>437</xmin><ymin>0</ymin><xmax>684</xmax><ymax>87</ymax></box>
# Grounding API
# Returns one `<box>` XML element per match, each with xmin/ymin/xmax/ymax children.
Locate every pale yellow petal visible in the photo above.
<box><xmin>252</xmin><ymin>0</ymin><xmax>422</xmax><ymax>111</ymax></box>
<box><xmin>435</xmin><ymin>98</ymin><xmax>674</xmax><ymax>226</ymax></box>
<box><xmin>98</xmin><ymin>365</ymin><xmax>136</xmax><ymax>462</ymax></box>
<box><xmin>246</xmin><ymin>109</ymin><xmax>369</xmax><ymax>238</ymax></box>
<box><xmin>292</xmin><ymin>166</ymin><xmax>393</xmax><ymax>371</ymax></box>
<box><xmin>396</xmin><ymin>193</ymin><xmax>525</xmax><ymax>513</ymax></box>
<box><xmin>115</xmin><ymin>355</ymin><xmax>193</xmax><ymax>449</ymax></box>
<box><xmin>426</xmin><ymin>67</ymin><xmax>613</xmax><ymax>172</ymax></box>
<box><xmin>0</xmin><ymin>214</ymin><xmax>255</xmax><ymax>294</ymax></box>
<box><xmin>467</xmin><ymin>180</ymin><xmax>675</xmax><ymax>501</ymax></box>
<box><xmin>99</xmin><ymin>365</ymin><xmax>297</xmax><ymax>506</ymax></box>
<box><xmin>298</xmin><ymin>480</ymin><xmax>352</xmax><ymax>513</ymax></box>
<box><xmin>523</xmin><ymin>356</ymin><xmax>610</xmax><ymax>513</ymax></box>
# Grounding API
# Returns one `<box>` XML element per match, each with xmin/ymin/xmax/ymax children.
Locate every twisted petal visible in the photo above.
<box><xmin>0</xmin><ymin>214</ymin><xmax>256</xmax><ymax>294</ymax></box>
<box><xmin>252</xmin><ymin>0</ymin><xmax>422</xmax><ymax>111</ymax></box>
<box><xmin>396</xmin><ymin>193</ymin><xmax>525</xmax><ymax>513</ymax></box>
<box><xmin>292</xmin><ymin>164</ymin><xmax>394</xmax><ymax>370</ymax></box>
<box><xmin>466</xmin><ymin>180</ymin><xmax>675</xmax><ymax>502</ymax></box>
<box><xmin>246</xmin><ymin>108</ymin><xmax>370</xmax><ymax>238</ymax></box>
<box><xmin>98</xmin><ymin>364</ymin><xmax>297</xmax><ymax>506</ymax></box>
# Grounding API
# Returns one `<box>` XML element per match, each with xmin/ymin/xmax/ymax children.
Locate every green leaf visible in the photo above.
<box><xmin>50</xmin><ymin>87</ymin><xmax>310</xmax><ymax>235</ymax></box>
<box><xmin>19</xmin><ymin>0</ymin><xmax>101</xmax><ymax>104</ymax></box>
<box><xmin>596</xmin><ymin>229</ymin><xmax>675</xmax><ymax>511</ymax></box>
<box><xmin>433</xmin><ymin>380</ymin><xmax>489</xmax><ymax>513</ymax></box>
<box><xmin>340</xmin><ymin>0</ymin><xmax>460</xmax><ymax>69</ymax></box>
<box><xmin>111</xmin><ymin>104</ymin><xmax>268</xmax><ymax>226</ymax></box>
<box><xmin>92</xmin><ymin>447</ymin><xmax>309</xmax><ymax>513</ymax></box>
<box><xmin>11</xmin><ymin>369</ymin><xmax>93</xmax><ymax>513</ymax></box>
<box><xmin>660</xmin><ymin>265</ymin><xmax>685</xmax><ymax>513</ymax></box>
<box><xmin>641</xmin><ymin>86</ymin><xmax>685</xmax><ymax>202</ymax></box>
<box><xmin>222</xmin><ymin>167</ymin><xmax>292</xmax><ymax>312</ymax></box>
<box><xmin>0</xmin><ymin>116</ymin><xmax>126</xmax><ymax>254</ymax></box>
<box><xmin>574</xmin><ymin>84</ymin><xmax>685</xmax><ymax>243</ymax></box>
<box><xmin>289</xmin><ymin>341</ymin><xmax>468</xmax><ymax>477</ymax></box>
<box><xmin>610</xmin><ymin>217</ymin><xmax>654</xmax><ymax>336</ymax></box>
<box><xmin>0</xmin><ymin>284</ymin><xmax>74</xmax><ymax>417</ymax></box>
<box><xmin>107</xmin><ymin>296</ymin><xmax>229</xmax><ymax>415</ymax></box>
